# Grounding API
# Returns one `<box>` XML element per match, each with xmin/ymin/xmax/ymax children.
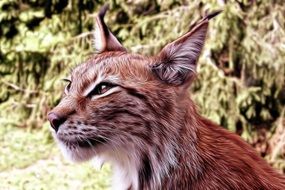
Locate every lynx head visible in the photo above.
<box><xmin>47</xmin><ymin>5</ymin><xmax>217</xmax><ymax>164</ymax></box>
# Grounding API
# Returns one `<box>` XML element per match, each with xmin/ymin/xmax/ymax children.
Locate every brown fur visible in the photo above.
<box><xmin>48</xmin><ymin>5</ymin><xmax>285</xmax><ymax>190</ymax></box>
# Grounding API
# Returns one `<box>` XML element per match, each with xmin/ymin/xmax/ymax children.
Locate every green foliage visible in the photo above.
<box><xmin>1</xmin><ymin>0</ymin><xmax>284</xmax><ymax>187</ymax></box>
<box><xmin>193</xmin><ymin>0</ymin><xmax>285</xmax><ymax>138</ymax></box>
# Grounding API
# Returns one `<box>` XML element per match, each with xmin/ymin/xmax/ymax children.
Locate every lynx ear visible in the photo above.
<box><xmin>152</xmin><ymin>11</ymin><xmax>221</xmax><ymax>86</ymax></box>
<box><xmin>93</xmin><ymin>4</ymin><xmax>126</xmax><ymax>53</ymax></box>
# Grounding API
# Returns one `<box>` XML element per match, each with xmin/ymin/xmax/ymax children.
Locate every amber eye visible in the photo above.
<box><xmin>63</xmin><ymin>79</ymin><xmax>71</xmax><ymax>94</ymax></box>
<box><xmin>88</xmin><ymin>82</ymin><xmax>115</xmax><ymax>97</ymax></box>
<box><xmin>97</xmin><ymin>84</ymin><xmax>108</xmax><ymax>94</ymax></box>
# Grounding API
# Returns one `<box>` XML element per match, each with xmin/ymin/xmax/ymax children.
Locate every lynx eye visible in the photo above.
<box><xmin>63</xmin><ymin>79</ymin><xmax>71</xmax><ymax>94</ymax></box>
<box><xmin>88</xmin><ymin>82</ymin><xmax>115</xmax><ymax>97</ymax></box>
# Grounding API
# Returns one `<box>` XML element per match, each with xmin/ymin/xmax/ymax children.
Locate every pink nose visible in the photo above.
<box><xmin>47</xmin><ymin>112</ymin><xmax>66</xmax><ymax>132</ymax></box>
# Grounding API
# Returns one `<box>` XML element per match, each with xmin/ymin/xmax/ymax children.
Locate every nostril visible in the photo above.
<box><xmin>47</xmin><ymin>112</ymin><xmax>66</xmax><ymax>132</ymax></box>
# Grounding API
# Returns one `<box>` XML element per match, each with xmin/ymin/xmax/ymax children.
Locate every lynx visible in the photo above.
<box><xmin>48</xmin><ymin>4</ymin><xmax>285</xmax><ymax>190</ymax></box>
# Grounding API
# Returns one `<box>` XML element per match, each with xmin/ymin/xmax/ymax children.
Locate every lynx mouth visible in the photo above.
<box><xmin>57</xmin><ymin>136</ymin><xmax>107</xmax><ymax>148</ymax></box>
<box><xmin>55</xmin><ymin>136</ymin><xmax>107</xmax><ymax>162</ymax></box>
<box><xmin>74</xmin><ymin>138</ymin><xmax>106</xmax><ymax>148</ymax></box>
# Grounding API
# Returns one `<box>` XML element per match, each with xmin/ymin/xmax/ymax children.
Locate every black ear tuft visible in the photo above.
<box><xmin>205</xmin><ymin>10</ymin><xmax>222</xmax><ymax>20</ymax></box>
<box><xmin>98</xmin><ymin>4</ymin><xmax>109</xmax><ymax>19</ymax></box>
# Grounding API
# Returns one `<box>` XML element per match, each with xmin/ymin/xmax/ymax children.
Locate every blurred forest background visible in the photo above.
<box><xmin>1</xmin><ymin>0</ymin><xmax>284</xmax><ymax>189</ymax></box>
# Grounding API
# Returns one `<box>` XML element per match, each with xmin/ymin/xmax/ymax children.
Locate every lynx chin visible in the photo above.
<box><xmin>48</xmin><ymin>4</ymin><xmax>285</xmax><ymax>190</ymax></box>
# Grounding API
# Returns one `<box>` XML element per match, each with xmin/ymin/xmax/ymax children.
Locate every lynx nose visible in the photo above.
<box><xmin>47</xmin><ymin>112</ymin><xmax>66</xmax><ymax>132</ymax></box>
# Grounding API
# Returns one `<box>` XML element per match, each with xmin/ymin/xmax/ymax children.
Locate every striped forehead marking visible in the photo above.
<box><xmin>72</xmin><ymin>53</ymin><xmax>149</xmax><ymax>97</ymax></box>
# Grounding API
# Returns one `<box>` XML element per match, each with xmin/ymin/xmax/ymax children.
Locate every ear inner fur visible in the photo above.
<box><xmin>151</xmin><ymin>11</ymin><xmax>223</xmax><ymax>86</ymax></box>
<box><xmin>152</xmin><ymin>21</ymin><xmax>208</xmax><ymax>86</ymax></box>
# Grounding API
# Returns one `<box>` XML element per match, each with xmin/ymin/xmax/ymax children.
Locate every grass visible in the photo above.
<box><xmin>0</xmin><ymin>122</ymin><xmax>111</xmax><ymax>190</ymax></box>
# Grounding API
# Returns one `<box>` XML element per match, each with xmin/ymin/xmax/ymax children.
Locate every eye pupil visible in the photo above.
<box><xmin>98</xmin><ymin>84</ymin><xmax>108</xmax><ymax>94</ymax></box>
<box><xmin>88</xmin><ymin>82</ymin><xmax>115</xmax><ymax>97</ymax></box>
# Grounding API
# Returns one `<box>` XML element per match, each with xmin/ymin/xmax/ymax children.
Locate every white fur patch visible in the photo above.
<box><xmin>100</xmin><ymin>149</ymin><xmax>139</xmax><ymax>190</ymax></box>
<box><xmin>93</xmin><ymin>18</ymin><xmax>105</xmax><ymax>53</ymax></box>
